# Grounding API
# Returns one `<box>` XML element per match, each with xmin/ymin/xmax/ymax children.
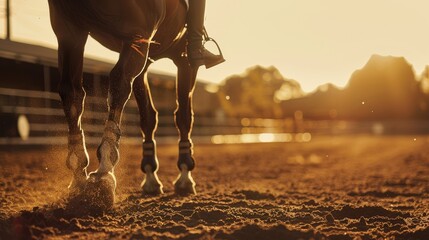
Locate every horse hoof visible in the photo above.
<box><xmin>67</xmin><ymin>176</ymin><xmax>87</xmax><ymax>197</ymax></box>
<box><xmin>141</xmin><ymin>165</ymin><xmax>163</xmax><ymax>195</ymax></box>
<box><xmin>141</xmin><ymin>179</ymin><xmax>163</xmax><ymax>195</ymax></box>
<box><xmin>76</xmin><ymin>171</ymin><xmax>116</xmax><ymax>213</ymax></box>
<box><xmin>173</xmin><ymin>170</ymin><xmax>196</xmax><ymax>195</ymax></box>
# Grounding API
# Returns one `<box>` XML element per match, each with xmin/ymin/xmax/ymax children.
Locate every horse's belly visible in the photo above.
<box><xmin>90</xmin><ymin>32</ymin><xmax>122</xmax><ymax>53</ymax></box>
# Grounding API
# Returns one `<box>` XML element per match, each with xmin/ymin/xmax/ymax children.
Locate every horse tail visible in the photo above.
<box><xmin>52</xmin><ymin>0</ymin><xmax>130</xmax><ymax>40</ymax></box>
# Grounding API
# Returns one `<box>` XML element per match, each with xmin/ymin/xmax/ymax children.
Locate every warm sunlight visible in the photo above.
<box><xmin>1</xmin><ymin>0</ymin><xmax>428</xmax><ymax>91</ymax></box>
<box><xmin>1</xmin><ymin>1</ymin><xmax>429</xmax><ymax>239</ymax></box>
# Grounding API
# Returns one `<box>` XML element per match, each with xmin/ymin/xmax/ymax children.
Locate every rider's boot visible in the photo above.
<box><xmin>187</xmin><ymin>0</ymin><xmax>225</xmax><ymax>69</ymax></box>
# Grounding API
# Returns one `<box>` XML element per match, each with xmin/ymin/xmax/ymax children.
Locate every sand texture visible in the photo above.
<box><xmin>1</xmin><ymin>135</ymin><xmax>429</xmax><ymax>239</ymax></box>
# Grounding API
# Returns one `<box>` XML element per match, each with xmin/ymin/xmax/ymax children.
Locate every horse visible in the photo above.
<box><xmin>48</xmin><ymin>0</ymin><xmax>203</xmax><ymax>209</ymax></box>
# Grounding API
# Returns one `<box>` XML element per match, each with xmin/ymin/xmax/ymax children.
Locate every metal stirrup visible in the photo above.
<box><xmin>202</xmin><ymin>27</ymin><xmax>224</xmax><ymax>58</ymax></box>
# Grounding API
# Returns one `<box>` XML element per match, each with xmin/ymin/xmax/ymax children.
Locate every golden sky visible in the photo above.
<box><xmin>1</xmin><ymin>0</ymin><xmax>429</xmax><ymax>92</ymax></box>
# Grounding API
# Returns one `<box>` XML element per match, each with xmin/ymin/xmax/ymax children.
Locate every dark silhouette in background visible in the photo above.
<box><xmin>218</xmin><ymin>55</ymin><xmax>429</xmax><ymax>121</ymax></box>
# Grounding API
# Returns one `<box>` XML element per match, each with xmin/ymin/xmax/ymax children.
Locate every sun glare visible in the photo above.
<box><xmin>210</xmin><ymin>132</ymin><xmax>311</xmax><ymax>144</ymax></box>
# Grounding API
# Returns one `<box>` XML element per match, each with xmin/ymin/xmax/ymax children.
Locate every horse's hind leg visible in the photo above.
<box><xmin>86</xmin><ymin>41</ymin><xmax>149</xmax><ymax>209</ymax></box>
<box><xmin>53</xmin><ymin>23</ymin><xmax>89</xmax><ymax>195</ymax></box>
<box><xmin>173</xmin><ymin>57</ymin><xmax>198</xmax><ymax>195</ymax></box>
<box><xmin>133</xmin><ymin>66</ymin><xmax>164</xmax><ymax>195</ymax></box>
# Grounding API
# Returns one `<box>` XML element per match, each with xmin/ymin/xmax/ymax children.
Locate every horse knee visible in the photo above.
<box><xmin>110</xmin><ymin>65</ymin><xmax>134</xmax><ymax>85</ymax></box>
<box><xmin>59</xmin><ymin>79</ymin><xmax>85</xmax><ymax>105</ymax></box>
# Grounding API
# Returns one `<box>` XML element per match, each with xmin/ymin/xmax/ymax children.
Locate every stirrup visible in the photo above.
<box><xmin>202</xmin><ymin>27</ymin><xmax>225</xmax><ymax>68</ymax></box>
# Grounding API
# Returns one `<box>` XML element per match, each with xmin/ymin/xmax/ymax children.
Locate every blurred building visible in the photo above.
<box><xmin>0</xmin><ymin>39</ymin><xmax>224</xmax><ymax>145</ymax></box>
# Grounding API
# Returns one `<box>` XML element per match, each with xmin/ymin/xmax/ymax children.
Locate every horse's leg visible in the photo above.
<box><xmin>86</xmin><ymin>41</ymin><xmax>149</xmax><ymax>208</ymax></box>
<box><xmin>133</xmin><ymin>65</ymin><xmax>164</xmax><ymax>195</ymax></box>
<box><xmin>173</xmin><ymin>57</ymin><xmax>198</xmax><ymax>195</ymax></box>
<box><xmin>54</xmin><ymin>23</ymin><xmax>89</xmax><ymax>195</ymax></box>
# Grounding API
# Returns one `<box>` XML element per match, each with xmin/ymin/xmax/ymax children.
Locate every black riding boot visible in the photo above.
<box><xmin>187</xmin><ymin>0</ymin><xmax>225</xmax><ymax>69</ymax></box>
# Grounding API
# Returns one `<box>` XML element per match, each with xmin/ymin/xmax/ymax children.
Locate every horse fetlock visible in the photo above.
<box><xmin>141</xmin><ymin>155</ymin><xmax>159</xmax><ymax>173</ymax></box>
<box><xmin>178</xmin><ymin>141</ymin><xmax>195</xmax><ymax>171</ymax></box>
<box><xmin>97</xmin><ymin>139</ymin><xmax>119</xmax><ymax>173</ymax></box>
<box><xmin>66</xmin><ymin>146</ymin><xmax>89</xmax><ymax>172</ymax></box>
<box><xmin>66</xmin><ymin>130</ymin><xmax>89</xmax><ymax>170</ymax></box>
<box><xmin>177</xmin><ymin>153</ymin><xmax>195</xmax><ymax>171</ymax></box>
<box><xmin>174</xmin><ymin>164</ymin><xmax>196</xmax><ymax>195</ymax></box>
<box><xmin>141</xmin><ymin>142</ymin><xmax>158</xmax><ymax>173</ymax></box>
<box><xmin>141</xmin><ymin>165</ymin><xmax>163</xmax><ymax>195</ymax></box>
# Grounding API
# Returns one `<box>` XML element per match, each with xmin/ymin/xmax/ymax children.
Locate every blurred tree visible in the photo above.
<box><xmin>218</xmin><ymin>66</ymin><xmax>303</xmax><ymax>118</ymax></box>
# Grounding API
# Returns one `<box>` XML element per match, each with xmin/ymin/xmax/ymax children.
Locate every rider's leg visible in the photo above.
<box><xmin>187</xmin><ymin>0</ymin><xmax>225</xmax><ymax>69</ymax></box>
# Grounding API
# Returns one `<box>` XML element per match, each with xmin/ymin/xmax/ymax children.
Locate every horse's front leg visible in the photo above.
<box><xmin>133</xmin><ymin>66</ymin><xmax>164</xmax><ymax>195</ymax></box>
<box><xmin>173</xmin><ymin>57</ymin><xmax>198</xmax><ymax>195</ymax></box>
<box><xmin>56</xmin><ymin>32</ymin><xmax>89</xmax><ymax>196</ymax></box>
<box><xmin>86</xmin><ymin>41</ymin><xmax>149</xmax><ymax>209</ymax></box>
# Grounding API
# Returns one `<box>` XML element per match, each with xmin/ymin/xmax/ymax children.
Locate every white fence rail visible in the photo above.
<box><xmin>0</xmin><ymin>87</ymin><xmax>290</xmax><ymax>145</ymax></box>
<box><xmin>2</xmin><ymin>87</ymin><xmax>429</xmax><ymax>146</ymax></box>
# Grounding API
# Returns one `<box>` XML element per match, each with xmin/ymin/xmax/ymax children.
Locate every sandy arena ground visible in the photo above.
<box><xmin>1</xmin><ymin>135</ymin><xmax>429</xmax><ymax>239</ymax></box>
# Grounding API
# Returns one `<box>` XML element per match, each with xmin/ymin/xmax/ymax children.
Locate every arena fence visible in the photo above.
<box><xmin>2</xmin><ymin>87</ymin><xmax>429</xmax><ymax>146</ymax></box>
<box><xmin>0</xmin><ymin>87</ymin><xmax>299</xmax><ymax>145</ymax></box>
